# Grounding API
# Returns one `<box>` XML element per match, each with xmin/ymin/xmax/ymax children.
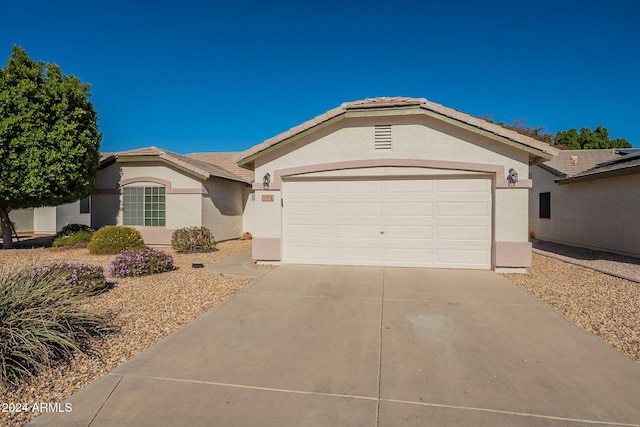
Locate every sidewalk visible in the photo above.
<box><xmin>205</xmin><ymin>250</ymin><xmax>273</xmax><ymax>278</ymax></box>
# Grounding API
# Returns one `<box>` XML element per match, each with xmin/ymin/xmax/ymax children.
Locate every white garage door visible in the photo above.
<box><xmin>282</xmin><ymin>178</ymin><xmax>492</xmax><ymax>269</ymax></box>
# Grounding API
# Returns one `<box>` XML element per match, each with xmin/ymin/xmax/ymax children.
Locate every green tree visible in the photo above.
<box><xmin>555</xmin><ymin>128</ymin><xmax>580</xmax><ymax>149</ymax></box>
<box><xmin>0</xmin><ymin>46</ymin><xmax>102</xmax><ymax>248</ymax></box>
<box><xmin>554</xmin><ymin>126</ymin><xmax>632</xmax><ymax>150</ymax></box>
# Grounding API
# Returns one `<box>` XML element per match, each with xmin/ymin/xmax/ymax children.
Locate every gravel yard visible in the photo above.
<box><xmin>1</xmin><ymin>239</ymin><xmax>639</xmax><ymax>426</ymax></box>
<box><xmin>0</xmin><ymin>239</ymin><xmax>260</xmax><ymax>427</ymax></box>
<box><xmin>503</xmin><ymin>253</ymin><xmax>640</xmax><ymax>364</ymax></box>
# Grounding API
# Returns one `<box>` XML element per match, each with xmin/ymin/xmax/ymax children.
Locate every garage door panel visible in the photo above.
<box><xmin>436</xmin><ymin>179</ymin><xmax>490</xmax><ymax>192</ymax></box>
<box><xmin>383</xmin><ymin>179</ymin><xmax>434</xmax><ymax>193</ymax></box>
<box><xmin>437</xmin><ymin>202</ymin><xmax>490</xmax><ymax>217</ymax></box>
<box><xmin>335</xmin><ymin>202</ymin><xmax>380</xmax><ymax>216</ymax></box>
<box><xmin>335</xmin><ymin>180</ymin><xmax>381</xmax><ymax>193</ymax></box>
<box><xmin>288</xmin><ymin>180</ymin><xmax>332</xmax><ymax>192</ymax></box>
<box><xmin>287</xmin><ymin>202</ymin><xmax>332</xmax><ymax>215</ymax></box>
<box><xmin>437</xmin><ymin>226</ymin><xmax>490</xmax><ymax>241</ymax></box>
<box><xmin>384</xmin><ymin>225</ymin><xmax>433</xmax><ymax>239</ymax></box>
<box><xmin>334</xmin><ymin>225</ymin><xmax>380</xmax><ymax>238</ymax></box>
<box><xmin>287</xmin><ymin>224</ymin><xmax>333</xmax><ymax>238</ymax></box>
<box><xmin>283</xmin><ymin>178</ymin><xmax>491</xmax><ymax>269</ymax></box>
<box><xmin>384</xmin><ymin>202</ymin><xmax>433</xmax><ymax>216</ymax></box>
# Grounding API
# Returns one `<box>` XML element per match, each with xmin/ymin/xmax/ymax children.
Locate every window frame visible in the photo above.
<box><xmin>79</xmin><ymin>196</ymin><xmax>91</xmax><ymax>214</ymax></box>
<box><xmin>539</xmin><ymin>192</ymin><xmax>551</xmax><ymax>219</ymax></box>
<box><xmin>123</xmin><ymin>186</ymin><xmax>166</xmax><ymax>226</ymax></box>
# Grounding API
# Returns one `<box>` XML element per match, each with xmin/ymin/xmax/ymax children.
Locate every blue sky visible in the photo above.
<box><xmin>2</xmin><ymin>0</ymin><xmax>638</xmax><ymax>153</ymax></box>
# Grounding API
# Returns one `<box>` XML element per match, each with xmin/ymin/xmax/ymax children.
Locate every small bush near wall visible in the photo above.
<box><xmin>109</xmin><ymin>247</ymin><xmax>176</xmax><ymax>278</ymax></box>
<box><xmin>30</xmin><ymin>262</ymin><xmax>108</xmax><ymax>295</ymax></box>
<box><xmin>171</xmin><ymin>227</ymin><xmax>216</xmax><ymax>253</ymax></box>
<box><xmin>53</xmin><ymin>223</ymin><xmax>94</xmax><ymax>240</ymax></box>
<box><xmin>53</xmin><ymin>230</ymin><xmax>93</xmax><ymax>248</ymax></box>
<box><xmin>88</xmin><ymin>226</ymin><xmax>145</xmax><ymax>255</ymax></box>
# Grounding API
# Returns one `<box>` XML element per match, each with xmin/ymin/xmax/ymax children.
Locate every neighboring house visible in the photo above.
<box><xmin>529</xmin><ymin>148</ymin><xmax>640</xmax><ymax>257</ymax></box>
<box><xmin>13</xmin><ymin>147</ymin><xmax>253</xmax><ymax>245</ymax></box>
<box><xmin>237</xmin><ymin>97</ymin><xmax>558</xmax><ymax>272</ymax></box>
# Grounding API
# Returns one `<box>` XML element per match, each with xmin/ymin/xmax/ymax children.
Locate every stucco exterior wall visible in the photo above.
<box><xmin>201</xmin><ymin>178</ymin><xmax>246</xmax><ymax>241</ymax></box>
<box><xmin>530</xmin><ymin>167</ymin><xmax>640</xmax><ymax>257</ymax></box>
<box><xmin>114</xmin><ymin>163</ymin><xmax>204</xmax><ymax>245</ymax></box>
<box><xmin>254</xmin><ymin>116</ymin><xmax>530</xmax><ymax>180</ymax></box>
<box><xmin>242</xmin><ymin>187</ymin><xmax>255</xmax><ymax>236</ymax></box>
<box><xmin>56</xmin><ymin>201</ymin><xmax>91</xmax><ymax>231</ymax></box>
<box><xmin>10</xmin><ymin>208</ymin><xmax>34</xmax><ymax>233</ymax></box>
<box><xmin>251</xmin><ymin>115</ymin><xmax>533</xmax><ymax>268</ymax></box>
<box><xmin>33</xmin><ymin>207</ymin><xmax>56</xmax><ymax>234</ymax></box>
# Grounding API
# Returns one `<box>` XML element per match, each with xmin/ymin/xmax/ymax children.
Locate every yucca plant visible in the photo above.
<box><xmin>0</xmin><ymin>264</ymin><xmax>108</xmax><ymax>385</ymax></box>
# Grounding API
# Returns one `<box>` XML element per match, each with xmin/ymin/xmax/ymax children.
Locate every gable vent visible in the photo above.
<box><xmin>374</xmin><ymin>124</ymin><xmax>392</xmax><ymax>150</ymax></box>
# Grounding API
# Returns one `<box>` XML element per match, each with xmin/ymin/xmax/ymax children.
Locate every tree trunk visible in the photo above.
<box><xmin>0</xmin><ymin>208</ymin><xmax>13</xmax><ymax>249</ymax></box>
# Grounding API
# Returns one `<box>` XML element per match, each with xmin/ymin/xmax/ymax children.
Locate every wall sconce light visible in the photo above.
<box><xmin>507</xmin><ymin>168</ymin><xmax>518</xmax><ymax>186</ymax></box>
<box><xmin>263</xmin><ymin>173</ymin><xmax>271</xmax><ymax>190</ymax></box>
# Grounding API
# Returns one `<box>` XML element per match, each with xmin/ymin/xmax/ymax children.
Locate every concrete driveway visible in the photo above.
<box><xmin>30</xmin><ymin>266</ymin><xmax>640</xmax><ymax>426</ymax></box>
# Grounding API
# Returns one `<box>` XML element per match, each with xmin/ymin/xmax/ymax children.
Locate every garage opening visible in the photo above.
<box><xmin>282</xmin><ymin>177</ymin><xmax>492</xmax><ymax>269</ymax></box>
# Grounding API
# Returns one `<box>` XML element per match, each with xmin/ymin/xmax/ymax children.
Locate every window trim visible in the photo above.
<box><xmin>123</xmin><ymin>186</ymin><xmax>166</xmax><ymax>226</ymax></box>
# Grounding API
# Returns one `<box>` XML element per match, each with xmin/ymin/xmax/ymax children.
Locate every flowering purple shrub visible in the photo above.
<box><xmin>31</xmin><ymin>263</ymin><xmax>107</xmax><ymax>295</ymax></box>
<box><xmin>109</xmin><ymin>247</ymin><xmax>176</xmax><ymax>278</ymax></box>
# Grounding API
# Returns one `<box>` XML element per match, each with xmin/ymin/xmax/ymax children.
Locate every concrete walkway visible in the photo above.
<box><xmin>29</xmin><ymin>266</ymin><xmax>640</xmax><ymax>426</ymax></box>
<box><xmin>205</xmin><ymin>251</ymin><xmax>271</xmax><ymax>278</ymax></box>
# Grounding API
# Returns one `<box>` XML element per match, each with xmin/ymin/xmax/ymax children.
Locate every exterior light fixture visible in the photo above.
<box><xmin>263</xmin><ymin>173</ymin><xmax>271</xmax><ymax>190</ymax></box>
<box><xmin>507</xmin><ymin>168</ymin><xmax>518</xmax><ymax>186</ymax></box>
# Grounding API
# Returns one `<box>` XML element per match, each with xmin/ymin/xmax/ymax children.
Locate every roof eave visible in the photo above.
<box><xmin>237</xmin><ymin>112</ymin><xmax>346</xmax><ymax>168</ymax></box>
<box><xmin>415</xmin><ymin>107</ymin><xmax>557</xmax><ymax>162</ymax></box>
<box><xmin>538</xmin><ymin>163</ymin><xmax>566</xmax><ymax>177</ymax></box>
<box><xmin>116</xmin><ymin>155</ymin><xmax>211</xmax><ymax>181</ymax></box>
<box><xmin>238</xmin><ymin>104</ymin><xmax>558</xmax><ymax>168</ymax></box>
<box><xmin>557</xmin><ymin>164</ymin><xmax>640</xmax><ymax>184</ymax></box>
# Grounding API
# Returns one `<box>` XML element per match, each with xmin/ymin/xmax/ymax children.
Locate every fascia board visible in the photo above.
<box><xmin>557</xmin><ymin>164</ymin><xmax>640</xmax><ymax>184</ymax></box>
<box><xmin>237</xmin><ymin>114</ymin><xmax>346</xmax><ymax>167</ymax></box>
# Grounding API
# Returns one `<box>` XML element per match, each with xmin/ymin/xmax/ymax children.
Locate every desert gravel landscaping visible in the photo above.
<box><xmin>1</xmin><ymin>239</ymin><xmax>639</xmax><ymax>426</ymax></box>
<box><xmin>0</xmin><ymin>239</ymin><xmax>260</xmax><ymax>427</ymax></box>
<box><xmin>503</xmin><ymin>253</ymin><xmax>640</xmax><ymax>364</ymax></box>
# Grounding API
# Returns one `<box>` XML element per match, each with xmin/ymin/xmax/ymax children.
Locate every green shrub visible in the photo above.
<box><xmin>52</xmin><ymin>230</ymin><xmax>94</xmax><ymax>247</ymax></box>
<box><xmin>88</xmin><ymin>226</ymin><xmax>145</xmax><ymax>255</ymax></box>
<box><xmin>109</xmin><ymin>247</ymin><xmax>176</xmax><ymax>278</ymax></box>
<box><xmin>31</xmin><ymin>262</ymin><xmax>108</xmax><ymax>295</ymax></box>
<box><xmin>53</xmin><ymin>223</ymin><xmax>94</xmax><ymax>240</ymax></box>
<box><xmin>171</xmin><ymin>226</ymin><xmax>216</xmax><ymax>253</ymax></box>
<box><xmin>0</xmin><ymin>265</ymin><xmax>107</xmax><ymax>385</ymax></box>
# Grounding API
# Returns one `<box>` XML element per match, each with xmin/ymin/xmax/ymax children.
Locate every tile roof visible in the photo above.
<box><xmin>238</xmin><ymin>97</ymin><xmax>559</xmax><ymax>167</ymax></box>
<box><xmin>108</xmin><ymin>146</ymin><xmax>251</xmax><ymax>184</ymax></box>
<box><xmin>538</xmin><ymin>149</ymin><xmax>621</xmax><ymax>177</ymax></box>
<box><xmin>558</xmin><ymin>150</ymin><xmax>640</xmax><ymax>183</ymax></box>
<box><xmin>184</xmin><ymin>152</ymin><xmax>254</xmax><ymax>183</ymax></box>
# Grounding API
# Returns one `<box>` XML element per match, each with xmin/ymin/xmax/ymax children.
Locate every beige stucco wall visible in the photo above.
<box><xmin>530</xmin><ymin>167</ymin><xmax>640</xmax><ymax>257</ymax></box>
<box><xmin>9</xmin><ymin>208</ymin><xmax>34</xmax><ymax>233</ymax></box>
<box><xmin>242</xmin><ymin>187</ymin><xmax>254</xmax><ymax>235</ymax></box>
<box><xmin>56</xmin><ymin>201</ymin><xmax>91</xmax><ymax>231</ymax></box>
<box><xmin>115</xmin><ymin>163</ymin><xmax>203</xmax><ymax>245</ymax></box>
<box><xmin>254</xmin><ymin>116</ymin><xmax>530</xmax><ymax>179</ymax></box>
<box><xmin>201</xmin><ymin>178</ymin><xmax>246</xmax><ymax>241</ymax></box>
<box><xmin>33</xmin><ymin>206</ymin><xmax>57</xmax><ymax>234</ymax></box>
<box><xmin>251</xmin><ymin>114</ymin><xmax>533</xmax><ymax>267</ymax></box>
